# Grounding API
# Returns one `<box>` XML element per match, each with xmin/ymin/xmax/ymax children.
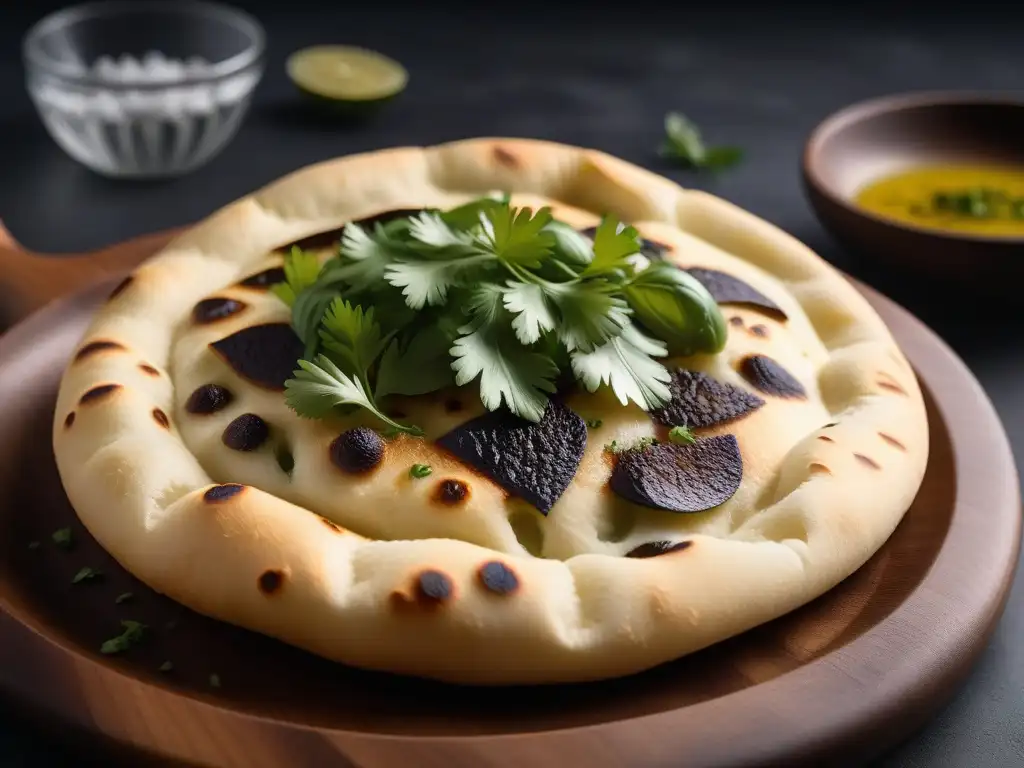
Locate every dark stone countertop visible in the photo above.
<box><xmin>0</xmin><ymin>2</ymin><xmax>1021</xmax><ymax>766</ymax></box>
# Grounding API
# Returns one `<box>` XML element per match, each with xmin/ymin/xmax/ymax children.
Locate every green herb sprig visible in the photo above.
<box><xmin>273</xmin><ymin>197</ymin><xmax>726</xmax><ymax>431</ymax></box>
<box><xmin>660</xmin><ymin>112</ymin><xmax>743</xmax><ymax>171</ymax></box>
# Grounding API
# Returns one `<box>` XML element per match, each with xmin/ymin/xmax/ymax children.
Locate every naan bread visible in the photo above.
<box><xmin>52</xmin><ymin>139</ymin><xmax>928</xmax><ymax>684</ymax></box>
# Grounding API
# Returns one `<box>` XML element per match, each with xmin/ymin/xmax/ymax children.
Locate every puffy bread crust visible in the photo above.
<box><xmin>52</xmin><ymin>138</ymin><xmax>928</xmax><ymax>684</ymax></box>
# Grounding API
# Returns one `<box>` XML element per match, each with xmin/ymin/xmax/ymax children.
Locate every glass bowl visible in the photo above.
<box><xmin>23</xmin><ymin>0</ymin><xmax>265</xmax><ymax>179</ymax></box>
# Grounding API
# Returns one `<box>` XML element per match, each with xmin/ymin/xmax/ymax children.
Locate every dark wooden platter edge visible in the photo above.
<box><xmin>0</xmin><ymin>226</ymin><xmax>1018</xmax><ymax>768</ymax></box>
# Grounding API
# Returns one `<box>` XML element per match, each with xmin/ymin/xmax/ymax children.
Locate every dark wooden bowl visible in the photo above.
<box><xmin>802</xmin><ymin>91</ymin><xmax>1024</xmax><ymax>284</ymax></box>
<box><xmin>0</xmin><ymin>228</ymin><xmax>1019</xmax><ymax>767</ymax></box>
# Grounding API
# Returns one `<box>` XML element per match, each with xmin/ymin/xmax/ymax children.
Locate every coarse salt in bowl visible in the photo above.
<box><xmin>23</xmin><ymin>1</ymin><xmax>265</xmax><ymax>179</ymax></box>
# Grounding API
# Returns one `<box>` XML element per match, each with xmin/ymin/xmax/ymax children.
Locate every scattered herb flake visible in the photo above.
<box><xmin>100</xmin><ymin>620</ymin><xmax>146</xmax><ymax>655</ymax></box>
<box><xmin>165</xmin><ymin>620</ymin><xmax>178</xmax><ymax>631</ymax></box>
<box><xmin>660</xmin><ymin>112</ymin><xmax>744</xmax><ymax>171</ymax></box>
<box><xmin>607</xmin><ymin>436</ymin><xmax>659</xmax><ymax>454</ymax></box>
<box><xmin>72</xmin><ymin>566</ymin><xmax>102</xmax><ymax>584</ymax></box>
<box><xmin>115</xmin><ymin>592</ymin><xmax>134</xmax><ymax>605</ymax></box>
<box><xmin>27</xmin><ymin>541</ymin><xmax>40</xmax><ymax>550</ymax></box>
<box><xmin>52</xmin><ymin>527</ymin><xmax>72</xmax><ymax>549</ymax></box>
<box><xmin>159</xmin><ymin>661</ymin><xmax>174</xmax><ymax>673</ymax></box>
<box><xmin>586</xmin><ymin>419</ymin><xmax>603</xmax><ymax>429</ymax></box>
<box><xmin>668</xmin><ymin>425</ymin><xmax>697</xmax><ymax>445</ymax></box>
<box><xmin>209</xmin><ymin>673</ymin><xmax>222</xmax><ymax>688</ymax></box>
<box><xmin>409</xmin><ymin>463</ymin><xmax>432</xmax><ymax>479</ymax></box>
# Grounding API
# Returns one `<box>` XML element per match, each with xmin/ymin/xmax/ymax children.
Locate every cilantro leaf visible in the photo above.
<box><xmin>548</xmin><ymin>281</ymin><xmax>632</xmax><ymax>352</ymax></box>
<box><xmin>502</xmin><ymin>281</ymin><xmax>556</xmax><ymax>345</ymax></box>
<box><xmin>384</xmin><ymin>257</ymin><xmax>472</xmax><ymax>309</ymax></box>
<box><xmin>581</xmin><ymin>216</ymin><xmax>642</xmax><ymax>278</ymax></box>
<box><xmin>543</xmin><ymin>221</ymin><xmax>593</xmax><ymax>266</ymax></box>
<box><xmin>320</xmin><ymin>222</ymin><xmax>402</xmax><ymax>293</ymax></box>
<box><xmin>271</xmin><ymin>246</ymin><xmax>321</xmax><ymax>307</ymax></box>
<box><xmin>479</xmin><ymin>205</ymin><xmax>555</xmax><ymax>268</ymax></box>
<box><xmin>407</xmin><ymin>211</ymin><xmax>479</xmax><ymax>255</ymax></box>
<box><xmin>660</xmin><ymin>112</ymin><xmax>744</xmax><ymax>171</ymax></box>
<box><xmin>318</xmin><ymin>298</ymin><xmax>390</xmax><ymax>376</ymax></box>
<box><xmin>375</xmin><ymin>326</ymin><xmax>456</xmax><ymax>399</ymax></box>
<box><xmin>451</xmin><ymin>285</ymin><xmax>558</xmax><ymax>422</ymax></box>
<box><xmin>290</xmin><ymin>286</ymin><xmax>336</xmax><ymax>358</ymax></box>
<box><xmin>285</xmin><ymin>355</ymin><xmax>422</xmax><ymax>435</ymax></box>
<box><xmin>570</xmin><ymin>323</ymin><xmax>672</xmax><ymax>410</ymax></box>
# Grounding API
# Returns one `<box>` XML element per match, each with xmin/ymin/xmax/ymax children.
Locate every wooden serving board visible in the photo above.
<box><xmin>0</xmin><ymin>223</ymin><xmax>1019</xmax><ymax>768</ymax></box>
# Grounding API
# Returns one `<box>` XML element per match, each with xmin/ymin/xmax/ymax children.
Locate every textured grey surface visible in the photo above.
<box><xmin>0</xmin><ymin>2</ymin><xmax>1021</xmax><ymax>765</ymax></box>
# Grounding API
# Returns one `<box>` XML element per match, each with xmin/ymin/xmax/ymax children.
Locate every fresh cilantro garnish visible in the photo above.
<box><xmin>100</xmin><ymin>620</ymin><xmax>146</xmax><ymax>655</ymax></box>
<box><xmin>159</xmin><ymin>661</ymin><xmax>174</xmax><ymax>673</ymax></box>
<box><xmin>586</xmin><ymin>419</ymin><xmax>603</xmax><ymax>429</ymax></box>
<box><xmin>72</xmin><ymin>566</ymin><xmax>101</xmax><ymax>584</ymax></box>
<box><xmin>270</xmin><ymin>246</ymin><xmax>322</xmax><ymax>307</ymax></box>
<box><xmin>409</xmin><ymin>463</ymin><xmax>432</xmax><ymax>479</ymax></box>
<box><xmin>115</xmin><ymin>592</ymin><xmax>133</xmax><ymax>604</ymax></box>
<box><xmin>660</xmin><ymin>112</ymin><xmax>744</xmax><ymax>171</ymax></box>
<box><xmin>668</xmin><ymin>425</ymin><xmax>697</xmax><ymax>445</ymax></box>
<box><xmin>272</xmin><ymin>197</ymin><xmax>726</xmax><ymax>427</ymax></box>
<box><xmin>52</xmin><ymin>527</ymin><xmax>72</xmax><ymax>549</ymax></box>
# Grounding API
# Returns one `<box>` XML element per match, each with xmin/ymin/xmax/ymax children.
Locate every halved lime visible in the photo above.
<box><xmin>286</xmin><ymin>46</ymin><xmax>408</xmax><ymax>112</ymax></box>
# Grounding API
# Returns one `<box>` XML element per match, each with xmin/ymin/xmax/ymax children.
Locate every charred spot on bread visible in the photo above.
<box><xmin>854</xmin><ymin>453</ymin><xmax>881</xmax><ymax>469</ymax></box>
<box><xmin>320</xmin><ymin>517</ymin><xmax>343</xmax><ymax>533</ymax></box>
<box><xmin>416</xmin><ymin>570</ymin><xmax>454</xmax><ymax>603</ymax></box>
<box><xmin>878</xmin><ymin>379</ymin><xmax>908</xmax><ymax>395</ymax></box>
<box><xmin>879</xmin><ymin>432</ymin><xmax>907</xmax><ymax>451</ymax></box>
<box><xmin>685</xmin><ymin>267</ymin><xmax>787</xmax><ymax>321</ymax></box>
<box><xmin>577</xmin><ymin>225</ymin><xmax>670</xmax><ymax>261</ymax></box>
<box><xmin>79</xmin><ymin>383</ymin><xmax>121</xmax><ymax>405</ymax></box>
<box><xmin>817</xmin><ymin>435</ymin><xmax>834</xmax><ymax>443</ymax></box>
<box><xmin>493</xmin><ymin>146</ymin><xmax>519</xmax><ymax>167</ymax></box>
<box><xmin>738</xmin><ymin>355</ymin><xmax>806</xmax><ymax>399</ymax></box>
<box><xmin>437</xmin><ymin>401</ymin><xmax>586</xmax><ymax>515</ymax></box>
<box><xmin>434</xmin><ymin>478</ymin><xmax>469</xmax><ymax>505</ymax></box>
<box><xmin>478</xmin><ymin>561</ymin><xmax>519</xmax><ymax>595</ymax></box>
<box><xmin>651</xmin><ymin>368</ymin><xmax>764</xmax><ymax>430</ymax></box>
<box><xmin>239</xmin><ymin>267</ymin><xmax>286</xmax><ymax>289</ymax></box>
<box><xmin>185</xmin><ymin>384</ymin><xmax>233</xmax><ymax>415</ymax></box>
<box><xmin>74</xmin><ymin>340</ymin><xmax>125</xmax><ymax>361</ymax></box>
<box><xmin>138</xmin><ymin>363</ymin><xmax>160</xmax><ymax>377</ymax></box>
<box><xmin>258</xmin><ymin>569</ymin><xmax>284</xmax><ymax>595</ymax></box>
<box><xmin>222</xmin><ymin>414</ymin><xmax>270</xmax><ymax>452</ymax></box>
<box><xmin>729</xmin><ymin>316</ymin><xmax>744</xmax><ymax>327</ymax></box>
<box><xmin>152</xmin><ymin>408</ymin><xmax>170</xmax><ymax>429</ymax></box>
<box><xmin>625</xmin><ymin>540</ymin><xmax>692</xmax><ymax>558</ymax></box>
<box><xmin>63</xmin><ymin>412</ymin><xmax>75</xmax><ymax>429</ymax></box>
<box><xmin>108</xmin><ymin>276</ymin><xmax>133</xmax><ymax>301</ymax></box>
<box><xmin>330</xmin><ymin>427</ymin><xmax>385</xmax><ymax>474</ymax></box>
<box><xmin>444</xmin><ymin>398</ymin><xmax>464</xmax><ymax>413</ymax></box>
<box><xmin>749</xmin><ymin>324</ymin><xmax>769</xmax><ymax>338</ymax></box>
<box><xmin>193</xmin><ymin>297</ymin><xmax>247</xmax><ymax>325</ymax></box>
<box><xmin>209</xmin><ymin>323</ymin><xmax>304</xmax><ymax>391</ymax></box>
<box><xmin>611</xmin><ymin>435</ymin><xmax>743</xmax><ymax>513</ymax></box>
<box><xmin>203</xmin><ymin>483</ymin><xmax>245</xmax><ymax>503</ymax></box>
<box><xmin>278</xmin><ymin>209</ymin><xmax>424</xmax><ymax>253</ymax></box>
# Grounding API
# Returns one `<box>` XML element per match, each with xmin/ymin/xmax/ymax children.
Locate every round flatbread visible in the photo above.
<box><xmin>52</xmin><ymin>139</ymin><xmax>928</xmax><ymax>684</ymax></box>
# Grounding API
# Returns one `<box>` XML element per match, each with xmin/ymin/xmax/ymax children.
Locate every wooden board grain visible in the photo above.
<box><xmin>0</xmin><ymin>230</ymin><xmax>1018</xmax><ymax>768</ymax></box>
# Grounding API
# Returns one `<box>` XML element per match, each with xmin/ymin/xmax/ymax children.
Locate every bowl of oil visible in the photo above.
<box><xmin>802</xmin><ymin>91</ymin><xmax>1024</xmax><ymax>286</ymax></box>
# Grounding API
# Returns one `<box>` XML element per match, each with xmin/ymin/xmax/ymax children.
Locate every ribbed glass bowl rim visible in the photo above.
<box><xmin>22</xmin><ymin>0</ymin><xmax>266</xmax><ymax>90</ymax></box>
